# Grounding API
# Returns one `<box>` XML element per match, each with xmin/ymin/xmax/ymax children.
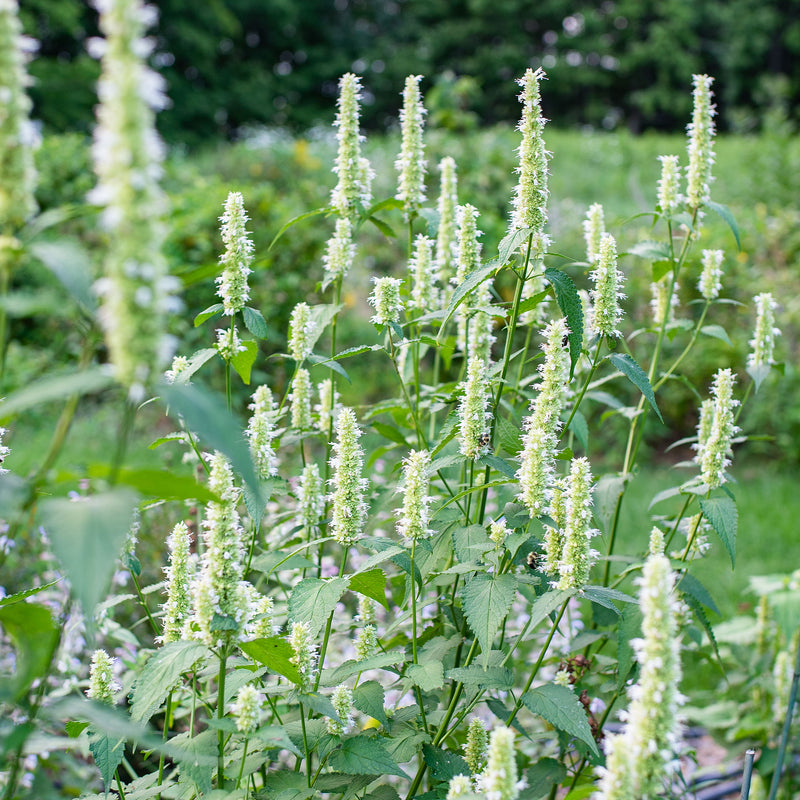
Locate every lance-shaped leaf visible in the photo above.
<box><xmin>462</xmin><ymin>573</ymin><xmax>518</xmax><ymax>666</ymax></box>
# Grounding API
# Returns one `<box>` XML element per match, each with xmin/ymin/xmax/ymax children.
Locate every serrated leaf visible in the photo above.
<box><xmin>678</xmin><ymin>573</ymin><xmax>719</xmax><ymax>616</ymax></box>
<box><xmin>89</xmin><ymin>731</ymin><xmax>125</xmax><ymax>792</ymax></box>
<box><xmin>521</xmin><ymin>684</ymin><xmax>599</xmax><ymax>757</ymax></box>
<box><xmin>567</xmin><ymin>410</ymin><xmax>588</xmax><ymax>452</ymax></box>
<box><xmin>452</xmin><ymin>525</ymin><xmax>492</xmax><ymax>563</ymax></box>
<box><xmin>299</xmin><ymin>691</ymin><xmax>340</xmax><ymax>721</ymax></box>
<box><xmin>700</xmin><ymin>324</ymin><xmax>733</xmax><ymax>346</ymax></box>
<box><xmin>352</xmin><ymin>681</ymin><xmax>388</xmax><ymax>727</ymax></box>
<box><xmin>324</xmin><ymin>651</ymin><xmax>404</xmax><ymax>685</ymax></box>
<box><xmin>498</xmin><ymin>226</ymin><xmax>536</xmax><ymax>265</ymax></box>
<box><xmin>628</xmin><ymin>240</ymin><xmax>672</xmax><ymax>261</ymax></box>
<box><xmin>525</xmin><ymin>758</ymin><xmax>567</xmax><ymax>800</ymax></box>
<box><xmin>682</xmin><ymin>592</ymin><xmax>721</xmax><ymax>663</ymax></box>
<box><xmin>243</xmin><ymin>306</ymin><xmax>269</xmax><ymax>339</ymax></box>
<box><xmin>159</xmin><ymin>382</ymin><xmax>259</xmax><ymax>500</ymax></box>
<box><xmin>306</xmin><ymin>352</ymin><xmax>350</xmax><ymax>382</ymax></box>
<box><xmin>349</xmin><ymin>569</ymin><xmax>388</xmax><ymax>609</ymax></box>
<box><xmin>479</xmin><ymin>453</ymin><xmax>517</xmax><ymax>479</ymax></box>
<box><xmin>462</xmin><ymin>573</ymin><xmax>518</xmax><ymax>666</ymax></box>
<box><xmin>497</xmin><ymin>415</ymin><xmax>523</xmax><ymax>456</ymax></box>
<box><xmin>582</xmin><ymin>586</ymin><xmax>637</xmax><ymax>616</ymax></box>
<box><xmin>592</xmin><ymin>474</ymin><xmax>626</xmax><ymax>533</ymax></box>
<box><xmin>169</xmin><ymin>730</ymin><xmax>216</xmax><ymax>794</ymax></box>
<box><xmin>544</xmin><ymin>268</ymin><xmax>582</xmax><ymax>377</ymax></box>
<box><xmin>194</xmin><ymin>303</ymin><xmax>224</xmax><ymax>327</ymax></box>
<box><xmin>607</xmin><ymin>352</ymin><xmax>663</xmax><ymax>423</ymax></box>
<box><xmin>29</xmin><ymin>239</ymin><xmax>96</xmax><ymax>311</ymax></box>
<box><xmin>328</xmin><ymin>735</ymin><xmax>408</xmax><ymax>778</ymax></box>
<box><xmin>528</xmin><ymin>590</ymin><xmax>573</xmax><ymax>632</ymax></box>
<box><xmin>439</xmin><ymin>262</ymin><xmax>499</xmax><ymax>336</ymax></box>
<box><xmin>131</xmin><ymin>641</ymin><xmax>208</xmax><ymax>722</ymax></box>
<box><xmin>0</xmin><ymin>580</ymin><xmax>59</xmax><ymax>608</ymax></box>
<box><xmin>422</xmin><ymin>743</ymin><xmax>470</xmax><ymax>783</ymax></box>
<box><xmin>0</xmin><ymin>602</ymin><xmax>59</xmax><ymax>702</ymax></box>
<box><xmin>253</xmin><ymin>724</ymin><xmax>302</xmax><ymax>755</ymax></box>
<box><xmin>699</xmin><ymin>496</ymin><xmax>737</xmax><ymax>568</ymax></box>
<box><xmin>239</xmin><ymin>636</ymin><xmax>303</xmax><ymax>684</ymax></box>
<box><xmin>0</xmin><ymin>367</ymin><xmax>114</xmax><ymax>420</ymax></box>
<box><xmin>288</xmin><ymin>577</ymin><xmax>349</xmax><ymax>638</ymax></box>
<box><xmin>37</xmin><ymin>490</ymin><xmax>138</xmax><ymax>620</ymax></box>
<box><xmin>706</xmin><ymin>201</ymin><xmax>741</xmax><ymax>251</ymax></box>
<box><xmin>445</xmin><ymin>665</ymin><xmax>513</xmax><ymax>689</ymax></box>
<box><xmin>230</xmin><ymin>339</ymin><xmax>258</xmax><ymax>385</ymax></box>
<box><xmin>407</xmin><ymin>661</ymin><xmax>444</xmax><ymax>692</ymax></box>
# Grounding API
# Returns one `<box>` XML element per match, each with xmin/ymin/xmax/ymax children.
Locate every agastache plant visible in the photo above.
<box><xmin>161</xmin><ymin>521</ymin><xmax>193</xmax><ymax>643</ymax></box>
<box><xmin>696</xmin><ymin>368</ymin><xmax>739</xmax><ymax>489</ymax></box>
<box><xmin>657</xmin><ymin>154</ymin><xmax>682</xmax><ymax>213</ymax></box>
<box><xmin>328</xmin><ymin>407</ymin><xmax>369</xmax><ymax>546</ymax></box>
<box><xmin>322</xmin><ymin>215</ymin><xmax>356</xmax><ymax>290</ymax></box>
<box><xmin>89</xmin><ymin>0</ymin><xmax>179</xmax><ymax>397</ymax></box>
<box><xmin>583</xmin><ymin>203</ymin><xmax>605</xmax><ymax>264</ymax></box>
<box><xmin>554</xmin><ymin>457</ymin><xmax>598</xmax><ymax>591</ymax></box>
<box><xmin>698</xmin><ymin>248</ymin><xmax>724</xmax><ymax>301</ymax></box>
<box><xmin>246</xmin><ymin>385</ymin><xmax>280</xmax><ymax>478</ymax></box>
<box><xmin>409</xmin><ymin>234</ymin><xmax>437</xmax><ymax>312</ymax></box>
<box><xmin>216</xmin><ymin>191</ymin><xmax>253</xmax><ymax>315</ymax></box>
<box><xmin>436</xmin><ymin>156</ymin><xmax>459</xmax><ymax>296</ymax></box>
<box><xmin>395</xmin><ymin>74</ymin><xmax>427</xmax><ymax>221</ymax></box>
<box><xmin>748</xmin><ymin>292</ymin><xmax>780</xmax><ymax>369</ymax></box>
<box><xmin>288</xmin><ymin>301</ymin><xmax>316</xmax><ymax>363</ymax></box>
<box><xmin>686</xmin><ymin>74</ymin><xmax>716</xmax><ymax>209</ymax></box>
<box><xmin>590</xmin><ymin>233</ymin><xmax>625</xmax><ymax>339</ymax></box>
<box><xmin>331</xmin><ymin>73</ymin><xmax>371</xmax><ymax>217</ymax></box>
<box><xmin>396</xmin><ymin>449</ymin><xmax>433</xmax><ymax>542</ymax></box>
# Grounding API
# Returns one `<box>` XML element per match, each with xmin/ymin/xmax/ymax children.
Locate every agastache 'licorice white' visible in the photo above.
<box><xmin>543</xmin><ymin>477</ymin><xmax>567</xmax><ymax>577</ymax></box>
<box><xmin>290</xmin><ymin>367</ymin><xmax>312</xmax><ymax>430</ymax></box>
<box><xmin>231</xmin><ymin>684</ymin><xmax>263</xmax><ymax>734</ymax></box>
<box><xmin>436</xmin><ymin>156</ymin><xmax>458</xmax><ymax>296</ymax></box>
<box><xmin>288</xmin><ymin>301</ymin><xmax>316</xmax><ymax>363</ymax></box>
<box><xmin>247</xmin><ymin>593</ymin><xmax>276</xmax><ymax>639</ymax></box>
<box><xmin>555</xmin><ymin>457</ymin><xmax>598</xmax><ymax>591</ymax></box>
<box><xmin>395</xmin><ymin>74</ymin><xmax>427</xmax><ymax>220</ymax></box>
<box><xmin>161</xmin><ymin>521</ymin><xmax>193</xmax><ymax>643</ymax></box>
<box><xmin>164</xmin><ymin>354</ymin><xmax>190</xmax><ymax>384</ymax></box>
<box><xmin>331</xmin><ymin>73</ymin><xmax>371</xmax><ymax>216</ymax></box>
<box><xmin>697</xmin><ymin>368</ymin><xmax>739</xmax><ymax>489</ymax></box>
<box><xmin>246</xmin><ymin>384</ymin><xmax>280</xmax><ymax>479</ymax></box>
<box><xmin>618</xmin><ymin>532</ymin><xmax>683</xmax><ymax>798</ymax></box>
<box><xmin>354</xmin><ymin>622</ymin><xmax>378</xmax><ymax>661</ymax></box>
<box><xmin>748</xmin><ymin>292</ymin><xmax>780</xmax><ymax>368</ymax></box>
<box><xmin>89</xmin><ymin>0</ymin><xmax>178</xmax><ymax>398</ymax></box>
<box><xmin>772</xmin><ymin>649</ymin><xmax>793</xmax><ymax>722</ymax></box>
<box><xmin>465</xmin><ymin>717</ymin><xmax>488</xmax><ymax>774</ymax></box>
<box><xmin>650</xmin><ymin>275</ymin><xmax>678</xmax><ymax>327</ymax></box>
<box><xmin>369</xmin><ymin>276</ymin><xmax>404</xmax><ymax>326</ymax></box>
<box><xmin>510</xmin><ymin>67</ymin><xmax>550</xmax><ymax>261</ymax></box>
<box><xmin>328</xmin><ymin>407</ymin><xmax>369</xmax><ymax>546</ymax></box>
<box><xmin>396</xmin><ymin>449</ymin><xmax>434</xmax><ymax>542</ymax></box>
<box><xmin>327</xmin><ymin>685</ymin><xmax>355</xmax><ymax>735</ymax></box>
<box><xmin>593</xmin><ymin>732</ymin><xmax>635</xmax><ymax>800</ymax></box>
<box><xmin>298</xmin><ymin>463</ymin><xmax>325</xmax><ymax>532</ymax></box>
<box><xmin>468</xmin><ymin>280</ymin><xmax>496</xmax><ymax>364</ymax></box>
<box><xmin>0</xmin><ymin>427</ymin><xmax>10</xmax><ymax>475</ymax></box>
<box><xmin>590</xmin><ymin>233</ymin><xmax>625</xmax><ymax>338</ymax></box>
<box><xmin>322</xmin><ymin>215</ymin><xmax>355</xmax><ymax>290</ymax></box>
<box><xmin>86</xmin><ymin>649</ymin><xmax>119</xmax><ymax>705</ymax></box>
<box><xmin>657</xmin><ymin>155</ymin><xmax>682</xmax><ymax>213</ymax></box>
<box><xmin>478</xmin><ymin>726</ymin><xmax>525</xmax><ymax>800</ymax></box>
<box><xmin>191</xmin><ymin>452</ymin><xmax>248</xmax><ymax>644</ymax></box>
<box><xmin>447</xmin><ymin>775</ymin><xmax>473</xmax><ymax>799</ymax></box>
<box><xmin>698</xmin><ymin>249</ymin><xmax>724</xmax><ymax>301</ymax></box>
<box><xmin>409</xmin><ymin>234</ymin><xmax>437</xmax><ymax>312</ymax></box>
<box><xmin>488</xmin><ymin>518</ymin><xmax>509</xmax><ymax>548</ymax></box>
<box><xmin>458</xmin><ymin>353</ymin><xmax>491</xmax><ymax>459</ymax></box>
<box><xmin>316</xmin><ymin>377</ymin><xmax>341</xmax><ymax>435</ymax></box>
<box><xmin>288</xmin><ymin>620</ymin><xmax>317</xmax><ymax>689</ymax></box>
<box><xmin>516</xmin><ymin>318</ymin><xmax>570</xmax><ymax>517</ymax></box>
<box><xmin>686</xmin><ymin>74</ymin><xmax>716</xmax><ymax>209</ymax></box>
<box><xmin>215</xmin><ymin>325</ymin><xmax>246</xmax><ymax>361</ymax></box>
<box><xmin>0</xmin><ymin>0</ymin><xmax>37</xmax><ymax>230</ymax></box>
<box><xmin>583</xmin><ymin>203</ymin><xmax>605</xmax><ymax>264</ymax></box>
<box><xmin>453</xmin><ymin>203</ymin><xmax>482</xmax><ymax>351</ymax></box>
<box><xmin>216</xmin><ymin>191</ymin><xmax>253</xmax><ymax>315</ymax></box>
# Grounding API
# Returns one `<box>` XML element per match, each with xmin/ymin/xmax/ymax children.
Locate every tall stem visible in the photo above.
<box><xmin>767</xmin><ymin>631</ymin><xmax>800</xmax><ymax>800</ymax></box>
<box><xmin>217</xmin><ymin>650</ymin><xmax>228</xmax><ymax>788</ymax></box>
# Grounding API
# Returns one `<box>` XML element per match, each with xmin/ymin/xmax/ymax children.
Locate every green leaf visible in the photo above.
<box><xmin>306</xmin><ymin>352</ymin><xmax>351</xmax><ymax>382</ymax></box>
<box><xmin>526</xmin><ymin>758</ymin><xmax>568</xmax><ymax>800</ymax></box>
<box><xmin>130</xmin><ymin>641</ymin><xmax>208</xmax><ymax>722</ymax></box>
<box><xmin>169</xmin><ymin>730</ymin><xmax>216</xmax><ymax>794</ymax></box>
<box><xmin>607</xmin><ymin>353</ymin><xmax>663</xmax><ymax>423</ymax></box>
<box><xmin>253</xmin><ymin>724</ymin><xmax>302</xmax><ymax>756</ymax></box>
<box><xmin>439</xmin><ymin>262</ymin><xmax>499</xmax><ymax>336</ymax></box>
<box><xmin>160</xmin><ymin>382</ymin><xmax>259</xmax><ymax>499</ymax></box>
<box><xmin>407</xmin><ymin>661</ymin><xmax>444</xmax><ymax>692</ymax></box>
<box><xmin>65</xmin><ymin>720</ymin><xmax>89</xmax><ymax>738</ymax></box>
<box><xmin>706</xmin><ymin>201</ymin><xmax>741</xmax><ymax>251</ymax></box>
<box><xmin>239</xmin><ymin>636</ymin><xmax>303</xmax><ymax>684</ymax></box>
<box><xmin>88</xmin><ymin>466</ymin><xmax>216</xmax><ymax>502</ymax></box>
<box><xmin>627</xmin><ymin>240</ymin><xmax>672</xmax><ymax>261</ymax></box>
<box><xmin>0</xmin><ymin>367</ymin><xmax>114</xmax><ymax>419</ymax></box>
<box><xmin>352</xmin><ymin>681</ymin><xmax>388</xmax><ymax>727</ymax></box>
<box><xmin>193</xmin><ymin>303</ymin><xmax>224</xmax><ymax>327</ymax></box>
<box><xmin>171</xmin><ymin>347</ymin><xmax>218</xmax><ymax>384</ymax></box>
<box><xmin>0</xmin><ymin>580</ymin><xmax>59</xmax><ymax>608</ymax></box>
<box><xmin>496</xmin><ymin>415</ymin><xmax>523</xmax><ymax>456</ymax></box>
<box><xmin>324</xmin><ymin>651</ymin><xmax>404</xmax><ymax>685</ymax></box>
<box><xmin>37</xmin><ymin>489</ymin><xmax>139</xmax><ymax>620</ymax></box>
<box><xmin>582</xmin><ymin>586</ymin><xmax>637</xmax><ymax>616</ymax></box>
<box><xmin>699</xmin><ymin>496</ymin><xmax>737</xmax><ymax>568</ymax></box>
<box><xmin>528</xmin><ymin>590</ymin><xmax>573</xmax><ymax>632</ymax></box>
<box><xmin>372</xmin><ymin>422</ymin><xmax>411</xmax><ymax>447</ymax></box>
<box><xmin>567</xmin><ymin>410</ymin><xmax>588</xmax><ymax>452</ymax></box>
<box><xmin>243</xmin><ymin>306</ymin><xmax>269</xmax><ymax>339</ymax></box>
<box><xmin>651</xmin><ymin>260</ymin><xmax>672</xmax><ymax>282</ymax></box>
<box><xmin>462</xmin><ymin>573</ymin><xmax>518</xmax><ymax>666</ymax></box>
<box><xmin>29</xmin><ymin>239</ymin><xmax>96</xmax><ymax>311</ymax></box>
<box><xmin>299</xmin><ymin>691</ymin><xmax>340</xmax><ymax>721</ymax></box>
<box><xmin>617</xmin><ymin>604</ymin><xmax>641</xmax><ymax>689</ymax></box>
<box><xmin>700</xmin><ymin>324</ymin><xmax>733</xmax><ymax>346</ymax></box>
<box><xmin>747</xmin><ymin>363</ymin><xmax>772</xmax><ymax>393</ymax></box>
<box><xmin>328</xmin><ymin>735</ymin><xmax>408</xmax><ymax>778</ymax></box>
<box><xmin>521</xmin><ymin>684</ymin><xmax>599</xmax><ymax>757</ymax></box>
<box><xmin>349</xmin><ymin>569</ymin><xmax>388</xmax><ymax>609</ymax></box>
<box><xmin>0</xmin><ymin>602</ymin><xmax>59</xmax><ymax>701</ymax></box>
<box><xmin>288</xmin><ymin>577</ymin><xmax>349</xmax><ymax>638</ymax></box>
<box><xmin>452</xmin><ymin>525</ymin><xmax>492</xmax><ymax>563</ymax></box>
<box><xmin>422</xmin><ymin>743</ymin><xmax>470</xmax><ymax>783</ymax></box>
<box><xmin>479</xmin><ymin>453</ymin><xmax>517</xmax><ymax>479</ymax></box>
<box><xmin>544</xmin><ymin>268</ymin><xmax>583</xmax><ymax>377</ymax></box>
<box><xmin>498</xmin><ymin>226</ymin><xmax>535</xmax><ymax>265</ymax></box>
<box><xmin>445</xmin><ymin>665</ymin><xmax>513</xmax><ymax>690</ymax></box>
<box><xmin>367</xmin><ymin>215</ymin><xmax>397</xmax><ymax>238</ymax></box>
<box><xmin>592</xmin><ymin>474</ymin><xmax>626</xmax><ymax>533</ymax></box>
<box><xmin>230</xmin><ymin>339</ymin><xmax>259</xmax><ymax>385</ymax></box>
<box><xmin>89</xmin><ymin>731</ymin><xmax>125</xmax><ymax>792</ymax></box>
<box><xmin>268</xmin><ymin>206</ymin><xmax>329</xmax><ymax>251</ymax></box>
<box><xmin>306</xmin><ymin>303</ymin><xmax>343</xmax><ymax>355</ymax></box>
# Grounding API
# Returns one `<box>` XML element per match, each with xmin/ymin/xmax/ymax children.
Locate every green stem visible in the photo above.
<box><xmin>653</xmin><ymin>301</ymin><xmax>711</xmax><ymax>392</ymax></box>
<box><xmin>388</xmin><ymin>333</ymin><xmax>426</xmax><ymax>449</ymax></box>
<box><xmin>236</xmin><ymin>738</ymin><xmax>250</xmax><ymax>790</ymax></box>
<box><xmin>562</xmin><ymin>336</ymin><xmax>605</xmax><ymax>435</ymax></box>
<box><xmin>505</xmin><ymin>599</ymin><xmax>569</xmax><ymax>727</ymax></box>
<box><xmin>132</xmin><ymin>571</ymin><xmax>160</xmax><ymax>636</ymax></box>
<box><xmin>409</xmin><ymin>540</ymin><xmax>429</xmax><ymax>734</ymax></box>
<box><xmin>115</xmin><ymin>772</ymin><xmax>127</xmax><ymax>800</ymax></box>
<box><xmin>217</xmin><ymin>650</ymin><xmax>228</xmax><ymax>788</ymax></box>
<box><xmin>314</xmin><ymin>547</ymin><xmax>349</xmax><ymax>692</ymax></box>
<box><xmin>110</xmin><ymin>399</ymin><xmax>136</xmax><ymax>486</ymax></box>
<box><xmin>0</xmin><ymin>245</ymin><xmax>14</xmax><ymax>392</ymax></box>
<box><xmin>299</xmin><ymin>705</ymin><xmax>312</xmax><ymax>787</ymax></box>
<box><xmin>157</xmin><ymin>691</ymin><xmax>173</xmax><ymax>795</ymax></box>
<box><xmin>767</xmin><ymin>629</ymin><xmax>800</xmax><ymax>800</ymax></box>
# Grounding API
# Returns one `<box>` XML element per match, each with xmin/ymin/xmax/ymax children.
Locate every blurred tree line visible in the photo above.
<box><xmin>21</xmin><ymin>0</ymin><xmax>800</xmax><ymax>144</ymax></box>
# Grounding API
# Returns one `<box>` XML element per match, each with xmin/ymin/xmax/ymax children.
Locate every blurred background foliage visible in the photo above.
<box><xmin>20</xmin><ymin>0</ymin><xmax>800</xmax><ymax>144</ymax></box>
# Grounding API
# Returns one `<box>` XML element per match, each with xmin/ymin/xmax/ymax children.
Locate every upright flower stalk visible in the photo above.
<box><xmin>686</xmin><ymin>74</ymin><xmax>716</xmax><ymax>210</ymax></box>
<box><xmin>87</xmin><ymin>650</ymin><xmax>118</xmax><ymax>705</ymax></box>
<box><xmin>216</xmin><ymin>191</ymin><xmax>253</xmax><ymax>315</ymax></box>
<box><xmin>322</xmin><ymin>216</ymin><xmax>355</xmax><ymax>290</ymax></box>
<box><xmin>656</xmin><ymin>155</ymin><xmax>682</xmax><ymax>214</ymax></box>
<box><xmin>590</xmin><ymin>233</ymin><xmax>624</xmax><ymax>339</ymax></box>
<box><xmin>458</xmin><ymin>354</ymin><xmax>491</xmax><ymax>460</ymax></box>
<box><xmin>396</xmin><ymin>449</ymin><xmax>433</xmax><ymax>543</ymax></box>
<box><xmin>583</xmin><ymin>203</ymin><xmax>605</xmax><ymax>265</ymax></box>
<box><xmin>409</xmin><ymin>235</ymin><xmax>437</xmax><ymax>312</ymax></box>
<box><xmin>90</xmin><ymin>0</ymin><xmax>179</xmax><ymax>397</ymax></box>
<box><xmin>748</xmin><ymin>292</ymin><xmax>780</xmax><ymax>369</ymax></box>
<box><xmin>695</xmin><ymin>368</ymin><xmax>739</xmax><ymax>489</ymax></box>
<box><xmin>554</xmin><ymin>457</ymin><xmax>598</xmax><ymax>591</ymax></box>
<box><xmin>328</xmin><ymin>408</ymin><xmax>369</xmax><ymax>546</ymax></box>
<box><xmin>246</xmin><ymin>385</ymin><xmax>280</xmax><ymax>478</ymax></box>
<box><xmin>698</xmin><ymin>249</ymin><xmax>723</xmax><ymax>301</ymax></box>
<box><xmin>369</xmin><ymin>277</ymin><xmax>404</xmax><ymax>326</ymax></box>
<box><xmin>395</xmin><ymin>74</ymin><xmax>427</xmax><ymax>221</ymax></box>
<box><xmin>161</xmin><ymin>521</ymin><xmax>193</xmax><ymax>643</ymax></box>
<box><xmin>0</xmin><ymin>0</ymin><xmax>37</xmax><ymax>232</ymax></box>
<box><xmin>436</xmin><ymin>157</ymin><xmax>459</xmax><ymax>298</ymax></box>
<box><xmin>288</xmin><ymin>302</ymin><xmax>317</xmax><ymax>363</ymax></box>
<box><xmin>453</xmin><ymin>204</ymin><xmax>483</xmax><ymax>351</ymax></box>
